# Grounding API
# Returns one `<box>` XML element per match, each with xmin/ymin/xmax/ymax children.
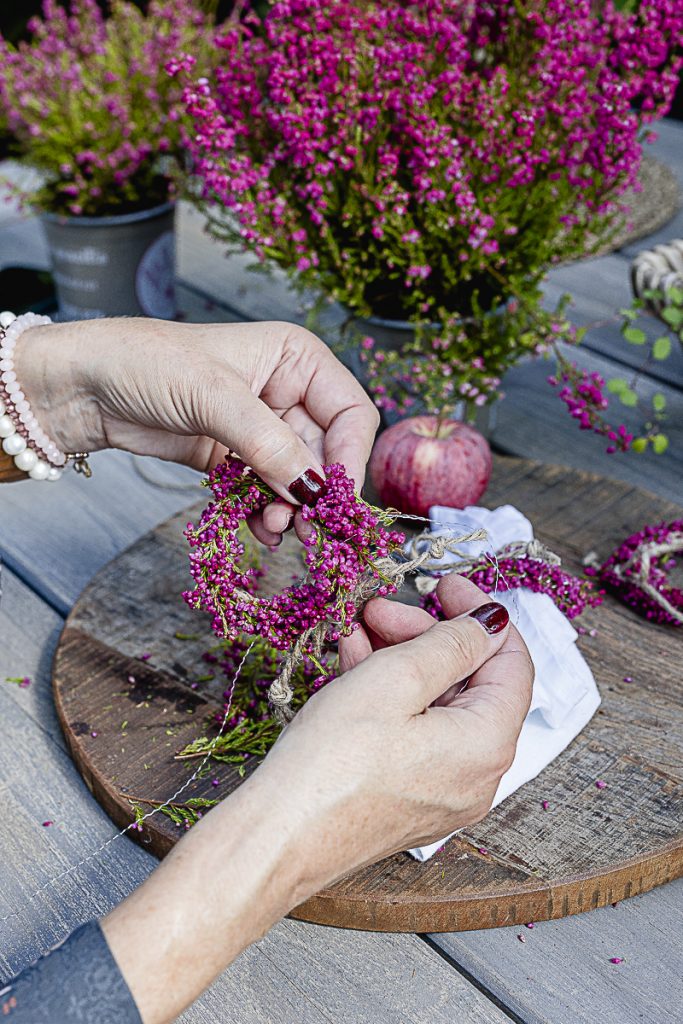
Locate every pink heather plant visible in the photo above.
<box><xmin>181</xmin><ymin>0</ymin><xmax>682</xmax><ymax>320</ymax></box>
<box><xmin>0</xmin><ymin>0</ymin><xmax>220</xmax><ymax>217</ymax></box>
<box><xmin>178</xmin><ymin>0</ymin><xmax>682</xmax><ymax>449</ymax></box>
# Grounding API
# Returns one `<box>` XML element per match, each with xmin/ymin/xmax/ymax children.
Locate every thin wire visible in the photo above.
<box><xmin>0</xmin><ymin>641</ymin><xmax>255</xmax><ymax>928</ymax></box>
<box><xmin>395</xmin><ymin>508</ymin><xmax>518</xmax><ymax>608</ymax></box>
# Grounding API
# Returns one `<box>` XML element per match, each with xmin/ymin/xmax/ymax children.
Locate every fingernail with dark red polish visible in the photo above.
<box><xmin>469</xmin><ymin>602</ymin><xmax>509</xmax><ymax>634</ymax></box>
<box><xmin>289</xmin><ymin>469</ymin><xmax>326</xmax><ymax>505</ymax></box>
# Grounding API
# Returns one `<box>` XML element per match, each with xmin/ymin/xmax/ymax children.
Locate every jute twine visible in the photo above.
<box><xmin>412</xmin><ymin>536</ymin><xmax>562</xmax><ymax>597</ymax></box>
<box><xmin>609</xmin><ymin>532</ymin><xmax>683</xmax><ymax>626</ymax></box>
<box><xmin>267</xmin><ymin>527</ymin><xmax>488</xmax><ymax>725</ymax></box>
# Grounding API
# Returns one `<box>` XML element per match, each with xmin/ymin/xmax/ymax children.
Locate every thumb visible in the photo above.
<box><xmin>388</xmin><ymin>602</ymin><xmax>510</xmax><ymax>711</ymax></box>
<box><xmin>201</xmin><ymin>377</ymin><xmax>325</xmax><ymax>504</ymax></box>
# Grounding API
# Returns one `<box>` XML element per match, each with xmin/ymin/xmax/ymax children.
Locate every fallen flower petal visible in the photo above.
<box><xmin>609</xmin><ymin>957</ymin><xmax>624</xmax><ymax>964</ymax></box>
<box><xmin>595</xmin><ymin>779</ymin><xmax>608</xmax><ymax>789</ymax></box>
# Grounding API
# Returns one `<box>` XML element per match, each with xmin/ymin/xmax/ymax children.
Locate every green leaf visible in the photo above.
<box><xmin>652</xmin><ymin>434</ymin><xmax>669</xmax><ymax>455</ymax></box>
<box><xmin>623</xmin><ymin>326</ymin><xmax>646</xmax><ymax>345</ymax></box>
<box><xmin>652</xmin><ymin>392</ymin><xmax>667</xmax><ymax>413</ymax></box>
<box><xmin>661</xmin><ymin>307</ymin><xmax>683</xmax><ymax>329</ymax></box>
<box><xmin>619</xmin><ymin>387</ymin><xmax>638</xmax><ymax>407</ymax></box>
<box><xmin>619</xmin><ymin>307</ymin><xmax>637</xmax><ymax>321</ymax></box>
<box><xmin>667</xmin><ymin>285</ymin><xmax>683</xmax><ymax>305</ymax></box>
<box><xmin>606</xmin><ymin>377</ymin><xmax>627</xmax><ymax>394</ymax></box>
<box><xmin>652</xmin><ymin>336</ymin><xmax>672</xmax><ymax>360</ymax></box>
<box><xmin>631</xmin><ymin>437</ymin><xmax>648</xmax><ymax>453</ymax></box>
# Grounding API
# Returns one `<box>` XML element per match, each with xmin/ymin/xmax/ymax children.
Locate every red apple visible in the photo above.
<box><xmin>369</xmin><ymin>415</ymin><xmax>492</xmax><ymax>517</ymax></box>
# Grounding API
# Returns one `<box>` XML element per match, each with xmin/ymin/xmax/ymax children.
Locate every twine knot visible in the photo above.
<box><xmin>267</xmin><ymin>526</ymin><xmax>488</xmax><ymax>724</ymax></box>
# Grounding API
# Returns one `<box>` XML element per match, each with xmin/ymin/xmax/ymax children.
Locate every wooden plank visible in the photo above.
<box><xmin>0</xmin><ymin>561</ymin><xmax>66</xmax><ymax>746</ymax></box>
<box><xmin>204</xmin><ymin>924</ymin><xmax>513</xmax><ymax>1024</ymax></box>
<box><xmin>0</xmin><ymin>569</ymin><xmax>156</xmax><ymax>977</ymax></box>
<box><xmin>0</xmin><ymin>574</ymin><xmax>508</xmax><ymax>1024</ymax></box>
<box><xmin>490</xmin><ymin>352</ymin><xmax>683</xmax><ymax>505</ymax></box>
<box><xmin>431</xmin><ymin>877</ymin><xmax>683</xmax><ymax>1024</ymax></box>
<box><xmin>52</xmin><ymin>457</ymin><xmax>683</xmax><ymax>933</ymax></box>
<box><xmin>176</xmin><ymin>202</ymin><xmax>308</xmax><ymax>324</ymax></box>
<box><xmin>0</xmin><ymin>450</ymin><xmax>203</xmax><ymax>614</ymax></box>
<box><xmin>542</xmin><ymin>253</ymin><xmax>683</xmax><ymax>392</ymax></box>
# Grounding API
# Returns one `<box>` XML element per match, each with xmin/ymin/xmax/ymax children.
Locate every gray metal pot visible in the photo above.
<box><xmin>42</xmin><ymin>202</ymin><xmax>176</xmax><ymax>320</ymax></box>
<box><xmin>344</xmin><ymin>312</ymin><xmax>499</xmax><ymax>437</ymax></box>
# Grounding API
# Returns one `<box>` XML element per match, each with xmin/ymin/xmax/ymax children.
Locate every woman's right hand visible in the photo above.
<box><xmin>102</xmin><ymin>573</ymin><xmax>533</xmax><ymax>1024</ymax></box>
<box><xmin>261</xmin><ymin>572</ymin><xmax>534</xmax><ymax>876</ymax></box>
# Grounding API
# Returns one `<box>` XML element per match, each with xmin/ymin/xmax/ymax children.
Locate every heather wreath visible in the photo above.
<box><xmin>183</xmin><ymin>456</ymin><xmax>405</xmax><ymax>650</ymax></box>
<box><xmin>178</xmin><ymin>0</ymin><xmax>682</xmax><ymax>450</ymax></box>
<box><xmin>0</xmin><ymin>0</ymin><xmax>220</xmax><ymax>217</ymax></box>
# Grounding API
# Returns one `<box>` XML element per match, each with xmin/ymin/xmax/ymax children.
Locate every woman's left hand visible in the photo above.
<box><xmin>17</xmin><ymin>317</ymin><xmax>379</xmax><ymax>543</ymax></box>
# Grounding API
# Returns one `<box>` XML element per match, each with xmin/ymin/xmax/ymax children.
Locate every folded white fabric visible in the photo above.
<box><xmin>409</xmin><ymin>503</ymin><xmax>601</xmax><ymax>861</ymax></box>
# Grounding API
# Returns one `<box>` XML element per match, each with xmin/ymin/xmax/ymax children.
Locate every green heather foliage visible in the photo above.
<box><xmin>0</xmin><ymin>0</ymin><xmax>220</xmax><ymax>216</ymax></box>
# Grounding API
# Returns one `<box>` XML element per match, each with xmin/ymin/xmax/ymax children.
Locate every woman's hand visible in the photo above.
<box><xmin>263</xmin><ymin>572</ymin><xmax>533</xmax><ymax>863</ymax></box>
<box><xmin>102</xmin><ymin>574</ymin><xmax>532</xmax><ymax>1024</ymax></box>
<box><xmin>16</xmin><ymin>317</ymin><xmax>379</xmax><ymax>543</ymax></box>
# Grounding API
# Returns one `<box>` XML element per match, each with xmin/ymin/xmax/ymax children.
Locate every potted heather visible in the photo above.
<box><xmin>0</xmin><ymin>0</ymin><xmax>219</xmax><ymax>320</ymax></box>
<box><xmin>179</xmin><ymin>0</ymin><xmax>682</xmax><ymax>441</ymax></box>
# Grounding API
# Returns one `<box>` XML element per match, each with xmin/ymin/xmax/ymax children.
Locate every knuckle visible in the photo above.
<box><xmin>494</xmin><ymin>740</ymin><xmax>517</xmax><ymax>777</ymax></box>
<box><xmin>244</xmin><ymin>431</ymin><xmax>295</xmax><ymax>470</ymax></box>
<box><xmin>369</xmin><ymin>402</ymin><xmax>382</xmax><ymax>430</ymax></box>
<box><xmin>438</xmin><ymin>623</ymin><xmax>478</xmax><ymax>671</ymax></box>
<box><xmin>279</xmin><ymin>321</ymin><xmax>326</xmax><ymax>353</ymax></box>
<box><xmin>397</xmin><ymin>649</ymin><xmax>424</xmax><ymax>684</ymax></box>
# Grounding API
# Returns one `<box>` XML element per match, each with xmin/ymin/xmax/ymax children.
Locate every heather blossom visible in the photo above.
<box><xmin>422</xmin><ymin>558</ymin><xmax>604</xmax><ymax>621</ymax></box>
<box><xmin>0</xmin><ymin>0</ymin><xmax>220</xmax><ymax>216</ymax></box>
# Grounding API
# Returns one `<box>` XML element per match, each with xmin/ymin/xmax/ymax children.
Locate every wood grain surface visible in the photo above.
<box><xmin>0</xmin><ymin>452</ymin><xmax>26</xmax><ymax>483</ymax></box>
<box><xmin>51</xmin><ymin>455</ymin><xmax>683</xmax><ymax>932</ymax></box>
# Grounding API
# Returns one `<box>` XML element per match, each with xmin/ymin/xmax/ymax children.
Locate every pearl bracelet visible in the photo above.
<box><xmin>0</xmin><ymin>310</ymin><xmax>90</xmax><ymax>481</ymax></box>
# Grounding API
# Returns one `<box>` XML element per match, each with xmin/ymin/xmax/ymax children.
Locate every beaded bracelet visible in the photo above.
<box><xmin>0</xmin><ymin>310</ymin><xmax>91</xmax><ymax>481</ymax></box>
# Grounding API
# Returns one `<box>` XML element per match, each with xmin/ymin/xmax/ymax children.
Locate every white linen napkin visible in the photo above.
<box><xmin>409</xmin><ymin>503</ymin><xmax>601</xmax><ymax>861</ymax></box>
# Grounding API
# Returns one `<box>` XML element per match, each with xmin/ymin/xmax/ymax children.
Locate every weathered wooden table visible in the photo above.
<box><xmin>1</xmin><ymin>120</ymin><xmax>682</xmax><ymax>1023</ymax></box>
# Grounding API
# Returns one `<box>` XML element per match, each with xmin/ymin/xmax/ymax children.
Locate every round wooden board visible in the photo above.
<box><xmin>53</xmin><ymin>456</ymin><xmax>683</xmax><ymax>933</ymax></box>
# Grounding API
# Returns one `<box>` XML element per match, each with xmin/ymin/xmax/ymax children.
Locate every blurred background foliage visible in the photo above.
<box><xmin>0</xmin><ymin>0</ymin><xmax>239</xmax><ymax>42</ymax></box>
<box><xmin>0</xmin><ymin>0</ymin><xmax>680</xmax><ymax>115</ymax></box>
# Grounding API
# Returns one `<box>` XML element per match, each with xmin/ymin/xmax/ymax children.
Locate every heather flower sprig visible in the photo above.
<box><xmin>358</xmin><ymin>293</ymin><xmax>563</xmax><ymax>419</ymax></box>
<box><xmin>548</xmin><ymin>279</ymin><xmax>681</xmax><ymax>455</ymax></box>
<box><xmin>0</xmin><ymin>0</ymin><xmax>221</xmax><ymax>216</ymax></box>
<box><xmin>178</xmin><ymin>634</ymin><xmax>338</xmax><ymax>771</ymax></box>
<box><xmin>422</xmin><ymin>558</ymin><xmax>604</xmax><ymax>622</ymax></box>
<box><xmin>183</xmin><ymin>456</ymin><xmax>405</xmax><ymax>652</ymax></box>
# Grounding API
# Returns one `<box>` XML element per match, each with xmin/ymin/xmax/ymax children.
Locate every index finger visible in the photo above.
<box><xmin>294</xmin><ymin>342</ymin><xmax>379</xmax><ymax>490</ymax></box>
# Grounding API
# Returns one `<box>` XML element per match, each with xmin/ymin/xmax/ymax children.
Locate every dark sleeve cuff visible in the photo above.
<box><xmin>0</xmin><ymin>919</ymin><xmax>142</xmax><ymax>1023</ymax></box>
